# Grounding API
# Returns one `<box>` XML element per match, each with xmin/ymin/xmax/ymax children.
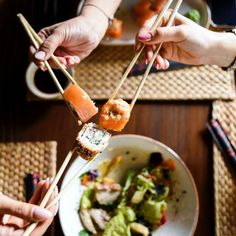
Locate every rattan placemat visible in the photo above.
<box><xmin>28</xmin><ymin>46</ymin><xmax>235</xmax><ymax>101</ymax></box>
<box><xmin>73</xmin><ymin>46</ymin><xmax>235</xmax><ymax>100</ymax></box>
<box><xmin>212</xmin><ymin>100</ymin><xmax>236</xmax><ymax>236</ymax></box>
<box><xmin>0</xmin><ymin>141</ymin><xmax>57</xmax><ymax>202</ymax></box>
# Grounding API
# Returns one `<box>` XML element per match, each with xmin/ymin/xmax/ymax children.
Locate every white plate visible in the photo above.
<box><xmin>101</xmin><ymin>0</ymin><xmax>211</xmax><ymax>46</ymax></box>
<box><xmin>59</xmin><ymin>134</ymin><xmax>199</xmax><ymax>236</ymax></box>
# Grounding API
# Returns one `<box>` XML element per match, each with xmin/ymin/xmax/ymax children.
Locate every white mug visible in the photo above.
<box><xmin>25</xmin><ymin>62</ymin><xmax>72</xmax><ymax>100</ymax></box>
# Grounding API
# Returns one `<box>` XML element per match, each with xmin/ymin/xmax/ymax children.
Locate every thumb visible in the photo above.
<box><xmin>0</xmin><ymin>195</ymin><xmax>52</xmax><ymax>222</ymax></box>
<box><xmin>35</xmin><ymin>30</ymin><xmax>64</xmax><ymax>61</ymax></box>
<box><xmin>137</xmin><ymin>25</ymin><xmax>185</xmax><ymax>44</ymax></box>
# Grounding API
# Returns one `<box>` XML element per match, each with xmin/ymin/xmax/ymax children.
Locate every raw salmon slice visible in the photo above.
<box><xmin>99</xmin><ymin>98</ymin><xmax>130</xmax><ymax>132</ymax></box>
<box><xmin>63</xmin><ymin>84</ymin><xmax>98</xmax><ymax>122</ymax></box>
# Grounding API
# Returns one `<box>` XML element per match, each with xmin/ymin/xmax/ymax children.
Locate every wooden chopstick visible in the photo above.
<box><xmin>17</xmin><ymin>13</ymin><xmax>76</xmax><ymax>85</ymax></box>
<box><xmin>17</xmin><ymin>14</ymin><xmax>64</xmax><ymax>94</ymax></box>
<box><xmin>109</xmin><ymin>0</ymin><xmax>174</xmax><ymax>101</ymax></box>
<box><xmin>22</xmin><ymin>144</ymin><xmax>77</xmax><ymax>236</ymax></box>
<box><xmin>46</xmin><ymin>156</ymin><xmax>98</xmax><ymax>210</ymax></box>
<box><xmin>130</xmin><ymin>0</ymin><xmax>183</xmax><ymax>110</ymax></box>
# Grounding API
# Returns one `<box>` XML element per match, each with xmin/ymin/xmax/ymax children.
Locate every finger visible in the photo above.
<box><xmin>142</xmin><ymin>25</ymin><xmax>187</xmax><ymax>45</ymax></box>
<box><xmin>163</xmin><ymin>59</ymin><xmax>170</xmax><ymax>70</ymax></box>
<box><xmin>34</xmin><ymin>29</ymin><xmax>64</xmax><ymax>61</ymax></box>
<box><xmin>154</xmin><ymin>54</ymin><xmax>165</xmax><ymax>69</ymax></box>
<box><xmin>0</xmin><ymin>195</ymin><xmax>52</xmax><ymax>222</ymax></box>
<box><xmin>145</xmin><ymin>45</ymin><xmax>154</xmax><ymax>64</ymax></box>
<box><xmin>29</xmin><ymin>180</ymin><xmax>46</xmax><ymax>204</ymax></box>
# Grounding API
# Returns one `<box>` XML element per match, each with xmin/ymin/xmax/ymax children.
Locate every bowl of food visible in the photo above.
<box><xmin>59</xmin><ymin>134</ymin><xmax>199</xmax><ymax>236</ymax></box>
<box><xmin>101</xmin><ymin>0</ymin><xmax>211</xmax><ymax>45</ymax></box>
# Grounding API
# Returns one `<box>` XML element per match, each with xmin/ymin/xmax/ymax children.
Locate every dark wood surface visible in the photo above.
<box><xmin>0</xmin><ymin>1</ymin><xmax>215</xmax><ymax>235</ymax></box>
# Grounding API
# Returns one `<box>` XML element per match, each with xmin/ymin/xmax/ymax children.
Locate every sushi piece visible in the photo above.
<box><xmin>106</xmin><ymin>18</ymin><xmax>123</xmax><ymax>38</ymax></box>
<box><xmin>63</xmin><ymin>84</ymin><xmax>98</xmax><ymax>123</ymax></box>
<box><xmin>99</xmin><ymin>98</ymin><xmax>130</xmax><ymax>132</ymax></box>
<box><xmin>76</xmin><ymin>123</ymin><xmax>111</xmax><ymax>160</ymax></box>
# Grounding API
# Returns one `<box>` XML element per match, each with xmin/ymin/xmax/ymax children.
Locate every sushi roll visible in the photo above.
<box><xmin>63</xmin><ymin>84</ymin><xmax>98</xmax><ymax>123</ymax></box>
<box><xmin>99</xmin><ymin>98</ymin><xmax>131</xmax><ymax>132</ymax></box>
<box><xmin>76</xmin><ymin>123</ymin><xmax>111</xmax><ymax>160</ymax></box>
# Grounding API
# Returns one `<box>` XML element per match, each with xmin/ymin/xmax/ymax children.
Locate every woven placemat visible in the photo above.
<box><xmin>73</xmin><ymin>46</ymin><xmax>235</xmax><ymax>100</ymax></box>
<box><xmin>212</xmin><ymin>100</ymin><xmax>236</xmax><ymax>236</ymax></box>
<box><xmin>0</xmin><ymin>141</ymin><xmax>57</xmax><ymax>202</ymax></box>
<box><xmin>28</xmin><ymin>46</ymin><xmax>235</xmax><ymax>101</ymax></box>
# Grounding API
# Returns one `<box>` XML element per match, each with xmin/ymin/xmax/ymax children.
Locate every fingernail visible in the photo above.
<box><xmin>138</xmin><ymin>33</ymin><xmax>152</xmax><ymax>41</ymax></box>
<box><xmin>33</xmin><ymin>207</ymin><xmax>53</xmax><ymax>219</ymax></box>
<box><xmin>145</xmin><ymin>59</ymin><xmax>148</xmax><ymax>65</ymax></box>
<box><xmin>35</xmin><ymin>51</ymin><xmax>46</xmax><ymax>60</ymax></box>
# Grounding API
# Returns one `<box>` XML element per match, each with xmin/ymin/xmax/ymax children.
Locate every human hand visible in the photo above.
<box><xmin>0</xmin><ymin>180</ymin><xmax>58</xmax><ymax>236</ymax></box>
<box><xmin>30</xmin><ymin>8</ymin><xmax>108</xmax><ymax>70</ymax></box>
<box><xmin>136</xmin><ymin>11</ymin><xmax>236</xmax><ymax>69</ymax></box>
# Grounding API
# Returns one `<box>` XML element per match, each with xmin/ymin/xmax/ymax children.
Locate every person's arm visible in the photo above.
<box><xmin>204</xmin><ymin>31</ymin><xmax>236</xmax><ymax>68</ymax></box>
<box><xmin>136</xmin><ymin>11</ymin><xmax>236</xmax><ymax>69</ymax></box>
<box><xmin>31</xmin><ymin>0</ymin><xmax>121</xmax><ymax>70</ymax></box>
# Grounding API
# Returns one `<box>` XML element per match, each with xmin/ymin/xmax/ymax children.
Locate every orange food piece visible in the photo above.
<box><xmin>136</xmin><ymin>9</ymin><xmax>156</xmax><ymax>27</ymax></box>
<box><xmin>151</xmin><ymin>0</ymin><xmax>168</xmax><ymax>13</ymax></box>
<box><xmin>133</xmin><ymin>0</ymin><xmax>152</xmax><ymax>15</ymax></box>
<box><xmin>164</xmin><ymin>159</ymin><xmax>176</xmax><ymax>171</ymax></box>
<box><xmin>81</xmin><ymin>175</ymin><xmax>88</xmax><ymax>185</ymax></box>
<box><xmin>63</xmin><ymin>84</ymin><xmax>98</xmax><ymax>122</ymax></box>
<box><xmin>99</xmin><ymin>98</ymin><xmax>130</xmax><ymax>132</ymax></box>
<box><xmin>106</xmin><ymin>18</ymin><xmax>123</xmax><ymax>38</ymax></box>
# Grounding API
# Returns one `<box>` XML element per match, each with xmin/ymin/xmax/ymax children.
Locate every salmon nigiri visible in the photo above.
<box><xmin>99</xmin><ymin>98</ymin><xmax>130</xmax><ymax>132</ymax></box>
<box><xmin>63</xmin><ymin>83</ymin><xmax>98</xmax><ymax>123</ymax></box>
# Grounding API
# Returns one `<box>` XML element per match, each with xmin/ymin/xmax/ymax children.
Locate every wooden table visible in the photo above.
<box><xmin>0</xmin><ymin>100</ymin><xmax>214</xmax><ymax>236</ymax></box>
<box><xmin>0</xmin><ymin>1</ymin><xmax>214</xmax><ymax>235</ymax></box>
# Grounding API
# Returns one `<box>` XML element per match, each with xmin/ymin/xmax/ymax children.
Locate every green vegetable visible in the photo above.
<box><xmin>136</xmin><ymin>175</ymin><xmax>155</xmax><ymax>194</ymax></box>
<box><xmin>130</xmin><ymin>174</ymin><xmax>156</xmax><ymax>204</ymax></box>
<box><xmin>141</xmin><ymin>199</ymin><xmax>167</xmax><ymax>223</ymax></box>
<box><xmin>184</xmin><ymin>9</ymin><xmax>201</xmax><ymax>23</ymax></box>
<box><xmin>118</xmin><ymin>206</ymin><xmax>136</xmax><ymax>222</ymax></box>
<box><xmin>118</xmin><ymin>170</ymin><xmax>137</xmax><ymax>207</ymax></box>
<box><xmin>103</xmin><ymin>212</ymin><xmax>131</xmax><ymax>236</ymax></box>
<box><xmin>79</xmin><ymin>229</ymin><xmax>91</xmax><ymax>236</ymax></box>
<box><xmin>80</xmin><ymin>186</ymin><xmax>94</xmax><ymax>209</ymax></box>
<box><xmin>155</xmin><ymin>186</ymin><xmax>170</xmax><ymax>202</ymax></box>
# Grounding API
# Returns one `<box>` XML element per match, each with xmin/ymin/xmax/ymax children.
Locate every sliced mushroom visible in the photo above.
<box><xmin>79</xmin><ymin>209</ymin><xmax>97</xmax><ymax>234</ymax></box>
<box><xmin>90</xmin><ymin>208</ymin><xmax>111</xmax><ymax>230</ymax></box>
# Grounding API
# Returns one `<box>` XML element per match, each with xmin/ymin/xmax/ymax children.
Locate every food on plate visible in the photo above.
<box><xmin>106</xmin><ymin>18</ymin><xmax>123</xmax><ymax>38</ymax></box>
<box><xmin>76</xmin><ymin>123</ymin><xmax>111</xmax><ymax>160</ymax></box>
<box><xmin>99</xmin><ymin>98</ymin><xmax>130</xmax><ymax>132</ymax></box>
<box><xmin>78</xmin><ymin>152</ymin><xmax>176</xmax><ymax>235</ymax></box>
<box><xmin>63</xmin><ymin>84</ymin><xmax>98</xmax><ymax>123</ymax></box>
<box><xmin>133</xmin><ymin>0</ymin><xmax>167</xmax><ymax>27</ymax></box>
<box><xmin>184</xmin><ymin>9</ymin><xmax>201</xmax><ymax>24</ymax></box>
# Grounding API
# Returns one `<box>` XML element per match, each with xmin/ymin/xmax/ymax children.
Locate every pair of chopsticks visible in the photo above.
<box><xmin>17</xmin><ymin>13</ymin><xmax>76</xmax><ymax>93</ymax></box>
<box><xmin>17</xmin><ymin>14</ymin><xmax>80</xmax><ymax>122</ymax></box>
<box><xmin>110</xmin><ymin>0</ymin><xmax>183</xmax><ymax>111</ymax></box>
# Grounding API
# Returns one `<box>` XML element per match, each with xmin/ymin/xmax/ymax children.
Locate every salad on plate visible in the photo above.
<box><xmin>78</xmin><ymin>152</ymin><xmax>176</xmax><ymax>236</ymax></box>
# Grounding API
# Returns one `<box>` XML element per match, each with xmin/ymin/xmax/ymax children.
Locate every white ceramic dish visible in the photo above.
<box><xmin>59</xmin><ymin>134</ymin><xmax>199</xmax><ymax>236</ymax></box>
<box><xmin>101</xmin><ymin>0</ymin><xmax>211</xmax><ymax>46</ymax></box>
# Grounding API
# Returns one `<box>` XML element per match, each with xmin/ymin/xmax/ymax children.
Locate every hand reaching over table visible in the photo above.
<box><xmin>136</xmin><ymin>10</ymin><xmax>236</xmax><ymax>70</ymax></box>
<box><xmin>0</xmin><ymin>180</ymin><xmax>58</xmax><ymax>236</ymax></box>
<box><xmin>30</xmin><ymin>0</ymin><xmax>121</xmax><ymax>70</ymax></box>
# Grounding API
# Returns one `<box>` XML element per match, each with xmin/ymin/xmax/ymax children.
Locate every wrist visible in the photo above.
<box><xmin>80</xmin><ymin>5</ymin><xmax>109</xmax><ymax>40</ymax></box>
<box><xmin>206</xmin><ymin>31</ymin><xmax>236</xmax><ymax>67</ymax></box>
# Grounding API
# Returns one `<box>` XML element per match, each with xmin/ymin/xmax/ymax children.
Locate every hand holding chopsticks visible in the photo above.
<box><xmin>109</xmin><ymin>0</ymin><xmax>183</xmax><ymax>111</ymax></box>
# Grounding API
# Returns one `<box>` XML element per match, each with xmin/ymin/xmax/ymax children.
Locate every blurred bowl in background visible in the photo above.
<box><xmin>101</xmin><ymin>0</ymin><xmax>211</xmax><ymax>46</ymax></box>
